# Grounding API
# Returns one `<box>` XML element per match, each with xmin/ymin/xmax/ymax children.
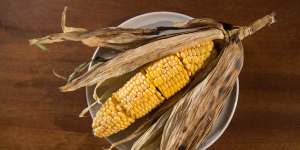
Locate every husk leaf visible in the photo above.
<box><xmin>60</xmin><ymin>29</ymin><xmax>225</xmax><ymax>92</ymax></box>
<box><xmin>160</xmin><ymin>39</ymin><xmax>244</xmax><ymax>150</ymax></box>
<box><xmin>29</xmin><ymin>7</ymin><xmax>225</xmax><ymax>51</ymax></box>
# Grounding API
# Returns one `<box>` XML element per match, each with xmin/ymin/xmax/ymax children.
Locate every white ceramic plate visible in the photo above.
<box><xmin>86</xmin><ymin>12</ymin><xmax>239</xmax><ymax>150</ymax></box>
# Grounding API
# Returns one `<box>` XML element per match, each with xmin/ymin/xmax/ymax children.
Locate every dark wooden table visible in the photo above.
<box><xmin>1</xmin><ymin>0</ymin><xmax>299</xmax><ymax>150</ymax></box>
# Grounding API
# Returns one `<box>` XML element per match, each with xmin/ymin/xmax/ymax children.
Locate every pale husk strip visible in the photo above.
<box><xmin>61</xmin><ymin>7</ymin><xmax>88</xmax><ymax>33</ymax></box>
<box><xmin>60</xmin><ymin>29</ymin><xmax>225</xmax><ymax>91</ymax></box>
<box><xmin>160</xmin><ymin>40</ymin><xmax>244</xmax><ymax>150</ymax></box>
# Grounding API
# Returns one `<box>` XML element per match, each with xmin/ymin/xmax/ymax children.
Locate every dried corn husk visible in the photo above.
<box><xmin>28</xmin><ymin>8</ymin><xmax>275</xmax><ymax>150</ymax></box>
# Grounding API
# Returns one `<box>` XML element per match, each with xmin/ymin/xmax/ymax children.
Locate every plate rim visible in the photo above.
<box><xmin>118</xmin><ymin>11</ymin><xmax>194</xmax><ymax>27</ymax></box>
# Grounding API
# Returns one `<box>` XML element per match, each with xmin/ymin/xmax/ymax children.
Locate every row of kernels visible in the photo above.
<box><xmin>145</xmin><ymin>55</ymin><xmax>189</xmax><ymax>98</ymax></box>
<box><xmin>93</xmin><ymin>97</ymin><xmax>134</xmax><ymax>137</ymax></box>
<box><xmin>177</xmin><ymin>41</ymin><xmax>214</xmax><ymax>76</ymax></box>
<box><xmin>113</xmin><ymin>72</ymin><xmax>164</xmax><ymax>119</ymax></box>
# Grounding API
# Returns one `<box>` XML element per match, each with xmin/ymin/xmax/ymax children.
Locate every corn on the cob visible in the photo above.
<box><xmin>93</xmin><ymin>40</ymin><xmax>215</xmax><ymax>137</ymax></box>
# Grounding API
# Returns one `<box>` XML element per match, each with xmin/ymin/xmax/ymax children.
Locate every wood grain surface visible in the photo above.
<box><xmin>0</xmin><ymin>0</ymin><xmax>299</xmax><ymax>150</ymax></box>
